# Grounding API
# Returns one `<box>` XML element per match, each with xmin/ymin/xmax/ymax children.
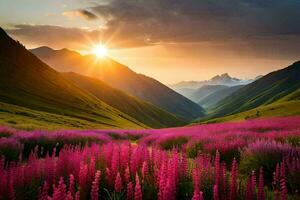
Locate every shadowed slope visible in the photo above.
<box><xmin>207</xmin><ymin>61</ymin><xmax>300</xmax><ymax>119</ymax></box>
<box><xmin>198</xmin><ymin>85</ymin><xmax>244</xmax><ymax>109</ymax></box>
<box><xmin>31</xmin><ymin>47</ymin><xmax>205</xmax><ymax>120</ymax></box>
<box><xmin>63</xmin><ymin>72</ymin><xmax>186</xmax><ymax>128</ymax></box>
<box><xmin>0</xmin><ymin>27</ymin><xmax>146</xmax><ymax>129</ymax></box>
<box><xmin>189</xmin><ymin>85</ymin><xmax>228</xmax><ymax>102</ymax></box>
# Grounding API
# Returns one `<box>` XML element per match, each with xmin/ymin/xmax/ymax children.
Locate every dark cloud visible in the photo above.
<box><xmin>63</xmin><ymin>9</ymin><xmax>98</xmax><ymax>20</ymax></box>
<box><xmin>6</xmin><ymin>24</ymin><xmax>148</xmax><ymax>49</ymax></box>
<box><xmin>78</xmin><ymin>9</ymin><xmax>98</xmax><ymax>20</ymax></box>
<box><xmin>6</xmin><ymin>25</ymin><xmax>102</xmax><ymax>49</ymax></box>
<box><xmin>88</xmin><ymin>0</ymin><xmax>300</xmax><ymax>44</ymax></box>
<box><xmin>5</xmin><ymin>0</ymin><xmax>300</xmax><ymax>60</ymax></box>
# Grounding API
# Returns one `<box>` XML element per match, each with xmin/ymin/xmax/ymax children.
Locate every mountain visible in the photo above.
<box><xmin>63</xmin><ymin>72</ymin><xmax>186</xmax><ymax>128</ymax></box>
<box><xmin>31</xmin><ymin>47</ymin><xmax>204</xmax><ymax>120</ymax></box>
<box><xmin>276</xmin><ymin>87</ymin><xmax>300</xmax><ymax>102</ymax></box>
<box><xmin>0</xmin><ymin>27</ymin><xmax>146</xmax><ymax>129</ymax></box>
<box><xmin>207</xmin><ymin>61</ymin><xmax>300</xmax><ymax>119</ymax></box>
<box><xmin>170</xmin><ymin>73</ymin><xmax>254</xmax><ymax>94</ymax></box>
<box><xmin>174</xmin><ymin>88</ymin><xmax>197</xmax><ymax>98</ymax></box>
<box><xmin>198</xmin><ymin>88</ymin><xmax>300</xmax><ymax>124</ymax></box>
<box><xmin>189</xmin><ymin>85</ymin><xmax>228</xmax><ymax>102</ymax></box>
<box><xmin>209</xmin><ymin>73</ymin><xmax>241</xmax><ymax>85</ymax></box>
<box><xmin>170</xmin><ymin>81</ymin><xmax>201</xmax><ymax>90</ymax></box>
<box><xmin>197</xmin><ymin>85</ymin><xmax>244</xmax><ymax>109</ymax></box>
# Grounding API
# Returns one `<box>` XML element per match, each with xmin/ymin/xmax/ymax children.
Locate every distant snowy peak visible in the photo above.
<box><xmin>209</xmin><ymin>73</ymin><xmax>242</xmax><ymax>85</ymax></box>
<box><xmin>170</xmin><ymin>73</ymin><xmax>256</xmax><ymax>89</ymax></box>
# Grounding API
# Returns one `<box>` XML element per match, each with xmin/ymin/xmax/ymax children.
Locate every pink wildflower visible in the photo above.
<box><xmin>134</xmin><ymin>174</ymin><xmax>142</xmax><ymax>200</ymax></box>
<box><xmin>230</xmin><ymin>158</ymin><xmax>237</xmax><ymax>200</ymax></box>
<box><xmin>127</xmin><ymin>182</ymin><xmax>133</xmax><ymax>200</ymax></box>
<box><xmin>90</xmin><ymin>170</ymin><xmax>101</xmax><ymax>200</ymax></box>
<box><xmin>257</xmin><ymin>167</ymin><xmax>265</xmax><ymax>200</ymax></box>
<box><xmin>115</xmin><ymin>172</ymin><xmax>122</xmax><ymax>192</ymax></box>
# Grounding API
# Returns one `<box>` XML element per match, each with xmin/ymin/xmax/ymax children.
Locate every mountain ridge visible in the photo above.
<box><xmin>170</xmin><ymin>73</ymin><xmax>254</xmax><ymax>90</ymax></box>
<box><xmin>197</xmin><ymin>85</ymin><xmax>244</xmax><ymax>109</ymax></box>
<box><xmin>0</xmin><ymin>27</ymin><xmax>146</xmax><ymax>129</ymax></box>
<box><xmin>189</xmin><ymin>85</ymin><xmax>228</xmax><ymax>102</ymax></box>
<box><xmin>207</xmin><ymin>61</ymin><xmax>300</xmax><ymax>119</ymax></box>
<box><xmin>63</xmin><ymin>72</ymin><xmax>187</xmax><ymax>128</ymax></box>
<box><xmin>31</xmin><ymin>46</ymin><xmax>205</xmax><ymax>120</ymax></box>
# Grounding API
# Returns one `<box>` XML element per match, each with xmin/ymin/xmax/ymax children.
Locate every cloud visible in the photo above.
<box><xmin>63</xmin><ymin>9</ymin><xmax>98</xmax><ymax>20</ymax></box>
<box><xmin>86</xmin><ymin>0</ymin><xmax>300</xmax><ymax>44</ymax></box>
<box><xmin>6</xmin><ymin>24</ymin><xmax>102</xmax><ymax>49</ymax></box>
<box><xmin>6</xmin><ymin>24</ymin><xmax>148</xmax><ymax>49</ymax></box>
<box><xmin>5</xmin><ymin>0</ymin><xmax>300</xmax><ymax>60</ymax></box>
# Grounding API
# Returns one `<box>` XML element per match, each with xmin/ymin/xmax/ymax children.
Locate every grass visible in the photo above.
<box><xmin>0</xmin><ymin>102</ymin><xmax>147</xmax><ymax>130</ymax></box>
<box><xmin>197</xmin><ymin>100</ymin><xmax>300</xmax><ymax>124</ymax></box>
<box><xmin>206</xmin><ymin>61</ymin><xmax>300</xmax><ymax>119</ymax></box>
<box><xmin>63</xmin><ymin>72</ymin><xmax>186</xmax><ymax>128</ymax></box>
<box><xmin>0</xmin><ymin>29</ymin><xmax>148</xmax><ymax>130</ymax></box>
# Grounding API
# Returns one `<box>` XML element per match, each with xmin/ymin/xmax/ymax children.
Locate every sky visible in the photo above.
<box><xmin>1</xmin><ymin>0</ymin><xmax>300</xmax><ymax>84</ymax></box>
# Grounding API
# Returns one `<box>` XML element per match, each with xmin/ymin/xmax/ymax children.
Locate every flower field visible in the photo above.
<box><xmin>0</xmin><ymin>117</ymin><xmax>299</xmax><ymax>200</ymax></box>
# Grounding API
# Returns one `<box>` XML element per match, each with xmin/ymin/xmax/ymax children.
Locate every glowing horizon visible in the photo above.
<box><xmin>92</xmin><ymin>44</ymin><xmax>108</xmax><ymax>58</ymax></box>
<box><xmin>1</xmin><ymin>0</ymin><xmax>300</xmax><ymax>84</ymax></box>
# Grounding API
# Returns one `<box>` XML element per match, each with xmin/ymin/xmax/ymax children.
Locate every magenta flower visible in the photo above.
<box><xmin>245</xmin><ymin>175</ymin><xmax>253</xmax><ymax>200</ymax></box>
<box><xmin>68</xmin><ymin>174</ymin><xmax>75</xmax><ymax>196</ymax></box>
<box><xmin>191</xmin><ymin>187</ymin><xmax>201</xmax><ymax>200</ymax></box>
<box><xmin>79</xmin><ymin>162</ymin><xmax>88</xmax><ymax>192</ymax></box>
<box><xmin>213</xmin><ymin>184</ymin><xmax>219</xmax><ymax>200</ymax></box>
<box><xmin>280</xmin><ymin>165</ymin><xmax>287</xmax><ymax>200</ymax></box>
<box><xmin>214</xmin><ymin>150</ymin><xmax>220</xmax><ymax>189</ymax></box>
<box><xmin>0</xmin><ymin>117</ymin><xmax>299</xmax><ymax>200</ymax></box>
<box><xmin>124</xmin><ymin>165</ymin><xmax>131</xmax><ymax>184</ymax></box>
<box><xmin>51</xmin><ymin>177</ymin><xmax>67</xmax><ymax>200</ymax></box>
<box><xmin>134</xmin><ymin>174</ymin><xmax>142</xmax><ymax>200</ymax></box>
<box><xmin>180</xmin><ymin>154</ymin><xmax>188</xmax><ymax>178</ymax></box>
<box><xmin>191</xmin><ymin>192</ymin><xmax>199</xmax><ymax>200</ymax></box>
<box><xmin>75</xmin><ymin>191</ymin><xmax>80</xmax><ymax>200</ymax></box>
<box><xmin>230</xmin><ymin>158</ymin><xmax>237</xmax><ymax>200</ymax></box>
<box><xmin>127</xmin><ymin>182</ymin><xmax>133</xmax><ymax>200</ymax></box>
<box><xmin>66</xmin><ymin>191</ymin><xmax>73</xmax><ymax>200</ymax></box>
<box><xmin>90</xmin><ymin>170</ymin><xmax>101</xmax><ymax>200</ymax></box>
<box><xmin>257</xmin><ymin>168</ymin><xmax>265</xmax><ymax>200</ymax></box>
<box><xmin>39</xmin><ymin>181</ymin><xmax>49</xmax><ymax>200</ymax></box>
<box><xmin>115</xmin><ymin>172</ymin><xmax>123</xmax><ymax>193</ymax></box>
<box><xmin>106</xmin><ymin>167</ymin><xmax>113</xmax><ymax>186</ymax></box>
<box><xmin>141</xmin><ymin>161</ymin><xmax>148</xmax><ymax>182</ymax></box>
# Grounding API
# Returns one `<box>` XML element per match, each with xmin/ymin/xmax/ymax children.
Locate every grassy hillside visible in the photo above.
<box><xmin>0</xmin><ymin>102</ymin><xmax>125</xmax><ymax>130</ymax></box>
<box><xmin>197</xmin><ymin>85</ymin><xmax>244</xmax><ymax>109</ymax></box>
<box><xmin>31</xmin><ymin>47</ymin><xmax>205</xmax><ymax>120</ymax></box>
<box><xmin>198</xmin><ymin>100</ymin><xmax>300</xmax><ymax>124</ymax></box>
<box><xmin>63</xmin><ymin>72</ymin><xmax>186</xmax><ymax>128</ymax></box>
<box><xmin>276</xmin><ymin>87</ymin><xmax>300</xmax><ymax>102</ymax></box>
<box><xmin>189</xmin><ymin>85</ymin><xmax>228</xmax><ymax>102</ymax></box>
<box><xmin>0</xmin><ymin>27</ymin><xmax>146</xmax><ymax>129</ymax></box>
<box><xmin>208</xmin><ymin>61</ymin><xmax>300</xmax><ymax>118</ymax></box>
<box><xmin>197</xmin><ymin>89</ymin><xmax>300</xmax><ymax>124</ymax></box>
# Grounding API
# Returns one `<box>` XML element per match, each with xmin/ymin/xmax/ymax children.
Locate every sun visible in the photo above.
<box><xmin>92</xmin><ymin>44</ymin><xmax>108</xmax><ymax>58</ymax></box>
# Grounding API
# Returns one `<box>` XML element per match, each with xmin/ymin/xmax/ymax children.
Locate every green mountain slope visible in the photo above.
<box><xmin>63</xmin><ymin>72</ymin><xmax>186</xmax><ymax>128</ymax></box>
<box><xmin>276</xmin><ymin>87</ymin><xmax>300</xmax><ymax>102</ymax></box>
<box><xmin>208</xmin><ymin>61</ymin><xmax>300</xmax><ymax>118</ymax></box>
<box><xmin>0</xmin><ymin>27</ymin><xmax>146</xmax><ymax>129</ymax></box>
<box><xmin>31</xmin><ymin>47</ymin><xmax>204</xmax><ymax>120</ymax></box>
<box><xmin>0</xmin><ymin>102</ymin><xmax>128</xmax><ymax>130</ymax></box>
<box><xmin>197</xmin><ymin>85</ymin><xmax>244</xmax><ymax>109</ymax></box>
<box><xmin>198</xmin><ymin>97</ymin><xmax>300</xmax><ymax>124</ymax></box>
<box><xmin>189</xmin><ymin>85</ymin><xmax>228</xmax><ymax>102</ymax></box>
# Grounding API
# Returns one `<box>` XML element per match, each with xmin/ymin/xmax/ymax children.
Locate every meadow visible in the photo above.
<box><xmin>0</xmin><ymin>117</ymin><xmax>299</xmax><ymax>200</ymax></box>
